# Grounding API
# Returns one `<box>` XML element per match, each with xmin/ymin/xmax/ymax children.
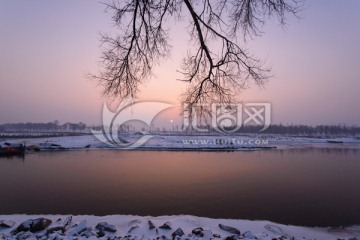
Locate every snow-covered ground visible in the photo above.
<box><xmin>1</xmin><ymin>133</ymin><xmax>360</xmax><ymax>151</ymax></box>
<box><xmin>1</xmin><ymin>214</ymin><xmax>360</xmax><ymax>240</ymax></box>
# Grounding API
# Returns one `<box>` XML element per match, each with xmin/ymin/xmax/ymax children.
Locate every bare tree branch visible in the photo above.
<box><xmin>90</xmin><ymin>0</ymin><xmax>304</xmax><ymax>117</ymax></box>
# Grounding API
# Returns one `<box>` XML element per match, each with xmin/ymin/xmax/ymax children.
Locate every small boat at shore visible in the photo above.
<box><xmin>0</xmin><ymin>143</ymin><xmax>26</xmax><ymax>156</ymax></box>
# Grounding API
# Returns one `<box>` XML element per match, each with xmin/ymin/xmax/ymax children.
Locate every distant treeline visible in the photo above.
<box><xmin>0</xmin><ymin>121</ymin><xmax>88</xmax><ymax>132</ymax></box>
<box><xmin>237</xmin><ymin>124</ymin><xmax>360</xmax><ymax>136</ymax></box>
<box><xmin>181</xmin><ymin>124</ymin><xmax>360</xmax><ymax>137</ymax></box>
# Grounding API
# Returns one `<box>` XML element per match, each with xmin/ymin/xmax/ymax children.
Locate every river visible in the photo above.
<box><xmin>1</xmin><ymin>148</ymin><xmax>359</xmax><ymax>227</ymax></box>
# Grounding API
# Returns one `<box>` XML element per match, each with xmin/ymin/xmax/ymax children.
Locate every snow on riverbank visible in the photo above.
<box><xmin>1</xmin><ymin>214</ymin><xmax>359</xmax><ymax>240</ymax></box>
<box><xmin>1</xmin><ymin>133</ymin><xmax>360</xmax><ymax>151</ymax></box>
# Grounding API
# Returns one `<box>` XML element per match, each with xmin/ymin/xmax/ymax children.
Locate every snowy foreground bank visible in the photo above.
<box><xmin>1</xmin><ymin>215</ymin><xmax>360</xmax><ymax>240</ymax></box>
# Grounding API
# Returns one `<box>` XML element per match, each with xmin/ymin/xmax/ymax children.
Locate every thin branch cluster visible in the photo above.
<box><xmin>93</xmin><ymin>0</ymin><xmax>181</xmax><ymax>98</ymax></box>
<box><xmin>92</xmin><ymin>0</ymin><xmax>303</xmax><ymax>113</ymax></box>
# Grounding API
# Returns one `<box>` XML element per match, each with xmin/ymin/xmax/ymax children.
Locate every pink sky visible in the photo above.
<box><xmin>0</xmin><ymin>0</ymin><xmax>359</xmax><ymax>125</ymax></box>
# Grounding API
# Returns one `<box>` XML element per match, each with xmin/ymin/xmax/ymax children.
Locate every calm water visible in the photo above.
<box><xmin>1</xmin><ymin>148</ymin><xmax>360</xmax><ymax>227</ymax></box>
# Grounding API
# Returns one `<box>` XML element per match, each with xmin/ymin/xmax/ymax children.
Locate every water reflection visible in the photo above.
<box><xmin>0</xmin><ymin>154</ymin><xmax>25</xmax><ymax>161</ymax></box>
<box><xmin>279</xmin><ymin>147</ymin><xmax>360</xmax><ymax>156</ymax></box>
<box><xmin>0</xmin><ymin>148</ymin><xmax>360</xmax><ymax>227</ymax></box>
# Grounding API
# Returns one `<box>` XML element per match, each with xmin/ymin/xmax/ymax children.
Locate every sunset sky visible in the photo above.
<box><xmin>0</xmin><ymin>0</ymin><xmax>359</xmax><ymax>126</ymax></box>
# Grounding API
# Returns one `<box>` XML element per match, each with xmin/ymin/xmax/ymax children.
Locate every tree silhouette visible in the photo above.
<box><xmin>92</xmin><ymin>0</ymin><xmax>303</xmax><ymax>113</ymax></box>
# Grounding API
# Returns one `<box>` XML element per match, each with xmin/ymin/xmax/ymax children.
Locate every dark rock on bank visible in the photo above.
<box><xmin>192</xmin><ymin>227</ymin><xmax>204</xmax><ymax>236</ymax></box>
<box><xmin>128</xmin><ymin>225</ymin><xmax>139</xmax><ymax>233</ymax></box>
<box><xmin>225</xmin><ymin>235</ymin><xmax>244</xmax><ymax>240</ymax></box>
<box><xmin>30</xmin><ymin>218</ymin><xmax>52</xmax><ymax>232</ymax></box>
<box><xmin>95</xmin><ymin>222</ymin><xmax>117</xmax><ymax>232</ymax></box>
<box><xmin>159</xmin><ymin>221</ymin><xmax>172</xmax><ymax>230</ymax></box>
<box><xmin>219</xmin><ymin>224</ymin><xmax>240</xmax><ymax>235</ymax></box>
<box><xmin>0</xmin><ymin>220</ymin><xmax>15</xmax><ymax>228</ymax></box>
<box><xmin>148</xmin><ymin>220</ymin><xmax>156</xmax><ymax>230</ymax></box>
<box><xmin>11</xmin><ymin>218</ymin><xmax>52</xmax><ymax>234</ymax></box>
<box><xmin>172</xmin><ymin>227</ymin><xmax>185</xmax><ymax>239</ymax></box>
<box><xmin>63</xmin><ymin>215</ymin><xmax>72</xmax><ymax>229</ymax></box>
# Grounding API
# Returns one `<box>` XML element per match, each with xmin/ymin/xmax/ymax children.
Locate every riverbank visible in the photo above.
<box><xmin>1</xmin><ymin>214</ymin><xmax>360</xmax><ymax>240</ymax></box>
<box><xmin>1</xmin><ymin>133</ymin><xmax>360</xmax><ymax>151</ymax></box>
